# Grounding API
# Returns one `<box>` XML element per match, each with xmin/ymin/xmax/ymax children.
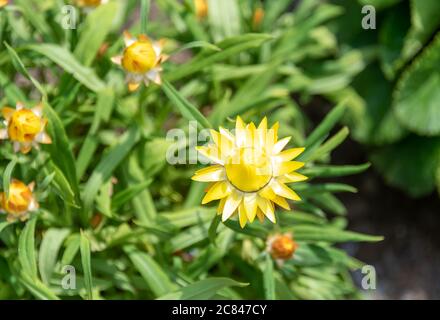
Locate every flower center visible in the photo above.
<box><xmin>122</xmin><ymin>40</ymin><xmax>157</xmax><ymax>74</ymax></box>
<box><xmin>225</xmin><ymin>147</ymin><xmax>272</xmax><ymax>192</ymax></box>
<box><xmin>0</xmin><ymin>181</ymin><xmax>32</xmax><ymax>215</ymax></box>
<box><xmin>8</xmin><ymin>110</ymin><xmax>42</xmax><ymax>142</ymax></box>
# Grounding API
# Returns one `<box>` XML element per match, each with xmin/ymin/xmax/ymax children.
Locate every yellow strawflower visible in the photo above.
<box><xmin>0</xmin><ymin>102</ymin><xmax>52</xmax><ymax>154</ymax></box>
<box><xmin>192</xmin><ymin>117</ymin><xmax>307</xmax><ymax>228</ymax></box>
<box><xmin>0</xmin><ymin>179</ymin><xmax>38</xmax><ymax>222</ymax></box>
<box><xmin>111</xmin><ymin>31</ymin><xmax>167</xmax><ymax>92</ymax></box>
<box><xmin>0</xmin><ymin>0</ymin><xmax>8</xmax><ymax>8</ymax></box>
<box><xmin>194</xmin><ymin>0</ymin><xmax>208</xmax><ymax>19</ymax></box>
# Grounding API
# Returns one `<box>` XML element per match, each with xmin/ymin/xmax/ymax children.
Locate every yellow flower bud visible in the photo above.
<box><xmin>8</xmin><ymin>109</ymin><xmax>43</xmax><ymax>143</ymax></box>
<box><xmin>268</xmin><ymin>233</ymin><xmax>298</xmax><ymax>260</ymax></box>
<box><xmin>76</xmin><ymin>0</ymin><xmax>102</xmax><ymax>7</ymax></box>
<box><xmin>194</xmin><ymin>0</ymin><xmax>208</xmax><ymax>19</ymax></box>
<box><xmin>122</xmin><ymin>39</ymin><xmax>157</xmax><ymax>74</ymax></box>
<box><xmin>0</xmin><ymin>180</ymin><xmax>38</xmax><ymax>222</ymax></box>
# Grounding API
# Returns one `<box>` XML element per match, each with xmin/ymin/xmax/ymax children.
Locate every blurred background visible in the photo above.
<box><xmin>305</xmin><ymin>0</ymin><xmax>440</xmax><ymax>298</ymax></box>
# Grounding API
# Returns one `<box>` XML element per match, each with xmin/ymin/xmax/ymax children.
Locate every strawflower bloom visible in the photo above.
<box><xmin>76</xmin><ymin>0</ymin><xmax>108</xmax><ymax>8</ymax></box>
<box><xmin>252</xmin><ymin>7</ymin><xmax>265</xmax><ymax>29</ymax></box>
<box><xmin>0</xmin><ymin>102</ymin><xmax>52</xmax><ymax>154</ymax></box>
<box><xmin>111</xmin><ymin>31</ymin><xmax>167</xmax><ymax>92</ymax></box>
<box><xmin>192</xmin><ymin>117</ymin><xmax>307</xmax><ymax>228</ymax></box>
<box><xmin>194</xmin><ymin>0</ymin><xmax>208</xmax><ymax>19</ymax></box>
<box><xmin>267</xmin><ymin>233</ymin><xmax>298</xmax><ymax>263</ymax></box>
<box><xmin>0</xmin><ymin>179</ymin><xmax>38</xmax><ymax>222</ymax></box>
<box><xmin>0</xmin><ymin>0</ymin><xmax>8</xmax><ymax>8</ymax></box>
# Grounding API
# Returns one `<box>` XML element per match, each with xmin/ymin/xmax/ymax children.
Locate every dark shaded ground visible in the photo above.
<box><xmin>335</xmin><ymin>139</ymin><xmax>440</xmax><ymax>300</ymax></box>
<box><xmin>304</xmin><ymin>98</ymin><xmax>440</xmax><ymax>299</ymax></box>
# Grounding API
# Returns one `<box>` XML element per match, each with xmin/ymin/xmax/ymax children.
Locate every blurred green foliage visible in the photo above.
<box><xmin>0</xmin><ymin>0</ymin><xmax>383</xmax><ymax>300</ymax></box>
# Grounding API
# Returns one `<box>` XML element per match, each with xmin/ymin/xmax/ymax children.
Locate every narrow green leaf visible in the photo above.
<box><xmin>43</xmin><ymin>102</ymin><xmax>80</xmax><ymax>201</ymax></box>
<box><xmin>2</xmin><ymin>157</ymin><xmax>17</xmax><ymax>198</ymax></box>
<box><xmin>19</xmin><ymin>272</ymin><xmax>60</xmax><ymax>300</ymax></box>
<box><xmin>27</xmin><ymin>44</ymin><xmax>105</xmax><ymax>92</ymax></box>
<box><xmin>263</xmin><ymin>255</ymin><xmax>276</xmax><ymax>300</ymax></box>
<box><xmin>304</xmin><ymin>101</ymin><xmax>346</xmax><ymax>148</ymax></box>
<box><xmin>111</xmin><ymin>179</ymin><xmax>152</xmax><ymax>210</ymax></box>
<box><xmin>301</xmin><ymin>163</ymin><xmax>371</xmax><ymax>178</ymax></box>
<box><xmin>290</xmin><ymin>225</ymin><xmax>384</xmax><ymax>243</ymax></box>
<box><xmin>18</xmin><ymin>217</ymin><xmax>38</xmax><ymax>279</ymax></box>
<box><xmin>140</xmin><ymin>0</ymin><xmax>151</xmax><ymax>34</ymax></box>
<box><xmin>80</xmin><ymin>231</ymin><xmax>94</xmax><ymax>300</ymax></box>
<box><xmin>157</xmin><ymin>277</ymin><xmax>248</xmax><ymax>300</ymax></box>
<box><xmin>162</xmin><ymin>80</ymin><xmax>212</xmax><ymax>129</ymax></box>
<box><xmin>74</xmin><ymin>2</ymin><xmax>118</xmax><ymax>66</ymax></box>
<box><xmin>82</xmin><ymin>125</ymin><xmax>140</xmax><ymax>222</ymax></box>
<box><xmin>38</xmin><ymin>229</ymin><xmax>70</xmax><ymax>285</ymax></box>
<box><xmin>208</xmin><ymin>214</ymin><xmax>222</xmax><ymax>244</ymax></box>
<box><xmin>125</xmin><ymin>247</ymin><xmax>176</xmax><ymax>297</ymax></box>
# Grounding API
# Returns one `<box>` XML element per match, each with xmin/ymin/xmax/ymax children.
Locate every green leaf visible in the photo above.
<box><xmin>401</xmin><ymin>0</ymin><xmax>440</xmax><ymax>62</ymax></box>
<box><xmin>0</xmin><ymin>220</ymin><xmax>14</xmax><ymax>235</ymax></box>
<box><xmin>162</xmin><ymin>80</ymin><xmax>212</xmax><ymax>129</ymax></box>
<box><xmin>38</xmin><ymin>229</ymin><xmax>70</xmax><ymax>285</ymax></box>
<box><xmin>111</xmin><ymin>179</ymin><xmax>152</xmax><ymax>210</ymax></box>
<box><xmin>263</xmin><ymin>255</ymin><xmax>276</xmax><ymax>300</ymax></box>
<box><xmin>301</xmin><ymin>163</ymin><xmax>371</xmax><ymax>178</ymax></box>
<box><xmin>290</xmin><ymin>225</ymin><xmax>383</xmax><ymax>243</ymax></box>
<box><xmin>18</xmin><ymin>217</ymin><xmax>38</xmax><ymax>279</ymax></box>
<box><xmin>140</xmin><ymin>0</ymin><xmax>151</xmax><ymax>34</ymax></box>
<box><xmin>80</xmin><ymin>231</ymin><xmax>94</xmax><ymax>300</ymax></box>
<box><xmin>208</xmin><ymin>214</ymin><xmax>222</xmax><ymax>244</ymax></box>
<box><xmin>61</xmin><ymin>234</ymin><xmax>81</xmax><ymax>266</ymax></box>
<box><xmin>82</xmin><ymin>125</ymin><xmax>140</xmax><ymax>222</ymax></box>
<box><xmin>304</xmin><ymin>127</ymin><xmax>349</xmax><ymax>162</ymax></box>
<box><xmin>304</xmin><ymin>101</ymin><xmax>346</xmax><ymax>148</ymax></box>
<box><xmin>371</xmin><ymin>135</ymin><xmax>440</xmax><ymax>197</ymax></box>
<box><xmin>2</xmin><ymin>157</ymin><xmax>17</xmax><ymax>197</ymax></box>
<box><xmin>74</xmin><ymin>2</ymin><xmax>117</xmax><ymax>66</ymax></box>
<box><xmin>394</xmin><ymin>33</ymin><xmax>440</xmax><ymax>136</ymax></box>
<box><xmin>43</xmin><ymin>102</ymin><xmax>80</xmax><ymax>202</ymax></box>
<box><xmin>157</xmin><ymin>277</ymin><xmax>247</xmax><ymax>300</ymax></box>
<box><xmin>172</xmin><ymin>41</ymin><xmax>221</xmax><ymax>54</ymax></box>
<box><xmin>27</xmin><ymin>44</ymin><xmax>105</xmax><ymax>92</ymax></box>
<box><xmin>166</xmin><ymin>33</ymin><xmax>272</xmax><ymax>81</ymax></box>
<box><xmin>125</xmin><ymin>247</ymin><xmax>176</xmax><ymax>297</ymax></box>
<box><xmin>4</xmin><ymin>42</ymin><xmax>46</xmax><ymax>97</ymax></box>
<box><xmin>19</xmin><ymin>272</ymin><xmax>59</xmax><ymax>300</ymax></box>
<box><xmin>207</xmin><ymin>0</ymin><xmax>241</xmax><ymax>42</ymax></box>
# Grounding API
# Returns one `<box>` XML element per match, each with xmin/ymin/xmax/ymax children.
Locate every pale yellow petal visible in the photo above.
<box><xmin>256</xmin><ymin>208</ymin><xmax>265</xmax><ymax>223</ymax></box>
<box><xmin>111</xmin><ymin>55</ymin><xmax>123</xmax><ymax>65</ymax></box>
<box><xmin>222</xmin><ymin>190</ymin><xmax>242</xmax><ymax>221</ymax></box>
<box><xmin>238</xmin><ymin>203</ymin><xmax>247</xmax><ymax>228</ymax></box>
<box><xmin>195</xmin><ymin>145</ymin><xmax>223</xmax><ymax>164</ymax></box>
<box><xmin>279</xmin><ymin>172</ymin><xmax>308</xmax><ymax>183</ymax></box>
<box><xmin>257</xmin><ymin>196</ymin><xmax>276</xmax><ymax>223</ymax></box>
<box><xmin>273</xmin><ymin>161</ymin><xmax>305</xmax><ymax>176</ymax></box>
<box><xmin>258</xmin><ymin>185</ymin><xmax>276</xmax><ymax>200</ymax></box>
<box><xmin>192</xmin><ymin>165</ymin><xmax>225</xmax><ymax>182</ymax></box>
<box><xmin>272</xmin><ymin>136</ymin><xmax>291</xmax><ymax>154</ymax></box>
<box><xmin>274</xmin><ymin>147</ymin><xmax>305</xmax><ymax>162</ymax></box>
<box><xmin>272</xmin><ymin>195</ymin><xmax>290</xmax><ymax>210</ymax></box>
<box><xmin>202</xmin><ymin>181</ymin><xmax>230</xmax><ymax>204</ymax></box>
<box><xmin>243</xmin><ymin>193</ymin><xmax>257</xmax><ymax>222</ymax></box>
<box><xmin>2</xmin><ymin>107</ymin><xmax>15</xmax><ymax>121</ymax></box>
<box><xmin>270</xmin><ymin>180</ymin><xmax>301</xmax><ymax>201</ymax></box>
